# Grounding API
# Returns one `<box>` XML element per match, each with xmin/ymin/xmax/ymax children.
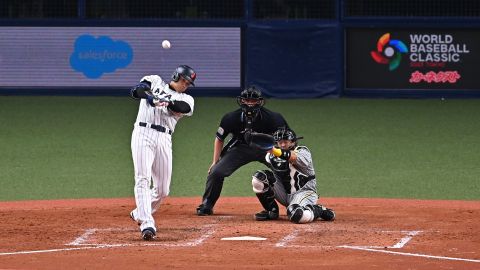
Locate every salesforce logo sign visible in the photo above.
<box><xmin>70</xmin><ymin>35</ymin><xmax>133</xmax><ymax>79</ymax></box>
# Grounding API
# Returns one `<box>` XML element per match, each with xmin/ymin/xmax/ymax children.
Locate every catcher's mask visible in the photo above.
<box><xmin>172</xmin><ymin>65</ymin><xmax>196</xmax><ymax>86</ymax></box>
<box><xmin>236</xmin><ymin>85</ymin><xmax>265</xmax><ymax>118</ymax></box>
<box><xmin>273</xmin><ymin>127</ymin><xmax>304</xmax><ymax>149</ymax></box>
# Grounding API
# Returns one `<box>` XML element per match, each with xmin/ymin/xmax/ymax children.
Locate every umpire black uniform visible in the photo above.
<box><xmin>197</xmin><ymin>86</ymin><xmax>289</xmax><ymax>215</ymax></box>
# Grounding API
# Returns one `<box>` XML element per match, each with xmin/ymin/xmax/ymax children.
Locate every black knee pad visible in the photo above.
<box><xmin>253</xmin><ymin>170</ymin><xmax>268</xmax><ymax>182</ymax></box>
<box><xmin>287</xmin><ymin>204</ymin><xmax>304</xmax><ymax>223</ymax></box>
<box><xmin>253</xmin><ymin>170</ymin><xmax>275</xmax><ymax>184</ymax></box>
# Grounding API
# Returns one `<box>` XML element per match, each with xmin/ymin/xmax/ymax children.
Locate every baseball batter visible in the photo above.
<box><xmin>251</xmin><ymin>127</ymin><xmax>336</xmax><ymax>223</ymax></box>
<box><xmin>129</xmin><ymin>65</ymin><xmax>196</xmax><ymax>240</ymax></box>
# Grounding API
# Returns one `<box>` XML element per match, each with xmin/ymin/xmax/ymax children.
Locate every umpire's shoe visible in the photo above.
<box><xmin>196</xmin><ymin>204</ymin><xmax>213</xmax><ymax>216</ymax></box>
<box><xmin>141</xmin><ymin>227</ymin><xmax>156</xmax><ymax>241</ymax></box>
<box><xmin>254</xmin><ymin>209</ymin><xmax>279</xmax><ymax>221</ymax></box>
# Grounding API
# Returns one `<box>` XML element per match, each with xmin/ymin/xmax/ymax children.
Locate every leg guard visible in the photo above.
<box><xmin>287</xmin><ymin>204</ymin><xmax>315</xmax><ymax>224</ymax></box>
<box><xmin>252</xmin><ymin>170</ymin><xmax>279</xmax><ymax>220</ymax></box>
<box><xmin>251</xmin><ymin>170</ymin><xmax>275</xmax><ymax>193</ymax></box>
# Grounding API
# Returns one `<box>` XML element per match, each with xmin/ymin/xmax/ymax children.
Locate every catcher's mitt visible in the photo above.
<box><xmin>248</xmin><ymin>132</ymin><xmax>274</xmax><ymax>151</ymax></box>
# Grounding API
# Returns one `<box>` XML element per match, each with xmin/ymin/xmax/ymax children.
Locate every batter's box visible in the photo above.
<box><xmin>276</xmin><ymin>228</ymin><xmax>421</xmax><ymax>249</ymax></box>
<box><xmin>67</xmin><ymin>225</ymin><xmax>216</xmax><ymax>247</ymax></box>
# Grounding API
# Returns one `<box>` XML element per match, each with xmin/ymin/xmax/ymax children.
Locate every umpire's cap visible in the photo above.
<box><xmin>172</xmin><ymin>65</ymin><xmax>196</xmax><ymax>86</ymax></box>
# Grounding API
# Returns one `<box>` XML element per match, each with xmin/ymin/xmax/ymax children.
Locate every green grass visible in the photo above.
<box><xmin>0</xmin><ymin>96</ymin><xmax>479</xmax><ymax>201</ymax></box>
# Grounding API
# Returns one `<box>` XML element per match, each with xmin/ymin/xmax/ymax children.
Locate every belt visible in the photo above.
<box><xmin>139</xmin><ymin>122</ymin><xmax>172</xmax><ymax>135</ymax></box>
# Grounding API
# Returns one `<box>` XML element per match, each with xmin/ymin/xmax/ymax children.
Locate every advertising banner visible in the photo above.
<box><xmin>346</xmin><ymin>28</ymin><xmax>480</xmax><ymax>90</ymax></box>
<box><xmin>0</xmin><ymin>27</ymin><xmax>240</xmax><ymax>89</ymax></box>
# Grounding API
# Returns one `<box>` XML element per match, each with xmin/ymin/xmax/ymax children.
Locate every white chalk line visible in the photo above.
<box><xmin>339</xmin><ymin>245</ymin><xmax>480</xmax><ymax>263</ymax></box>
<box><xmin>391</xmin><ymin>230</ymin><xmax>421</xmax><ymax>248</ymax></box>
<box><xmin>0</xmin><ymin>245</ymin><xmax>109</xmax><ymax>256</ymax></box>
<box><xmin>2</xmin><ymin>226</ymin><xmax>478</xmax><ymax>263</ymax></box>
<box><xmin>0</xmin><ymin>225</ymin><xmax>216</xmax><ymax>256</ymax></box>
<box><xmin>275</xmin><ymin>228</ymin><xmax>480</xmax><ymax>262</ymax></box>
<box><xmin>339</xmin><ymin>230</ymin><xmax>480</xmax><ymax>263</ymax></box>
<box><xmin>67</xmin><ymin>228</ymin><xmax>98</xmax><ymax>246</ymax></box>
<box><xmin>276</xmin><ymin>228</ymin><xmax>421</xmax><ymax>249</ymax></box>
<box><xmin>275</xmin><ymin>229</ymin><xmax>300</xmax><ymax>247</ymax></box>
<box><xmin>348</xmin><ymin>230</ymin><xmax>423</xmax><ymax>249</ymax></box>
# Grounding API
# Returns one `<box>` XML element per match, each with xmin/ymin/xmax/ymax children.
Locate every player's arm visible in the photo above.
<box><xmin>212</xmin><ymin>138</ymin><xmax>224</xmax><ymax>164</ymax></box>
<box><xmin>291</xmin><ymin>146</ymin><xmax>312</xmax><ymax>167</ymax></box>
<box><xmin>130</xmin><ymin>80</ymin><xmax>152</xmax><ymax>99</ymax></box>
<box><xmin>130</xmin><ymin>76</ymin><xmax>170</xmax><ymax>107</ymax></box>
<box><xmin>168</xmin><ymin>95</ymin><xmax>194</xmax><ymax>114</ymax></box>
<box><xmin>208</xmin><ymin>138</ymin><xmax>224</xmax><ymax>174</ymax></box>
<box><xmin>167</xmin><ymin>101</ymin><xmax>191</xmax><ymax>113</ymax></box>
<box><xmin>269</xmin><ymin>147</ymin><xmax>297</xmax><ymax>162</ymax></box>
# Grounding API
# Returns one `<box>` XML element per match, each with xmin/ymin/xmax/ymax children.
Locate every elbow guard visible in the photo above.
<box><xmin>167</xmin><ymin>100</ymin><xmax>191</xmax><ymax>113</ymax></box>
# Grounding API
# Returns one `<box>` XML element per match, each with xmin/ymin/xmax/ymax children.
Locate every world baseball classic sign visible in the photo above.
<box><xmin>345</xmin><ymin>28</ymin><xmax>480</xmax><ymax>90</ymax></box>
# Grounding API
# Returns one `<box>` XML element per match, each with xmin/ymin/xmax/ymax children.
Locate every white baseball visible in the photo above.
<box><xmin>162</xmin><ymin>40</ymin><xmax>171</xmax><ymax>49</ymax></box>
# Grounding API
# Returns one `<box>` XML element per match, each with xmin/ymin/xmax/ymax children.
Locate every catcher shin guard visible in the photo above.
<box><xmin>252</xmin><ymin>170</ymin><xmax>279</xmax><ymax>220</ymax></box>
<box><xmin>254</xmin><ymin>187</ymin><xmax>279</xmax><ymax>221</ymax></box>
<box><xmin>287</xmin><ymin>204</ymin><xmax>315</xmax><ymax>224</ymax></box>
<box><xmin>251</xmin><ymin>170</ymin><xmax>275</xmax><ymax>193</ymax></box>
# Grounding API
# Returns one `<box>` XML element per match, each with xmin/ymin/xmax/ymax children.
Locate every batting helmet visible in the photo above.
<box><xmin>273</xmin><ymin>127</ymin><xmax>303</xmax><ymax>149</ymax></box>
<box><xmin>172</xmin><ymin>65</ymin><xmax>196</xmax><ymax>86</ymax></box>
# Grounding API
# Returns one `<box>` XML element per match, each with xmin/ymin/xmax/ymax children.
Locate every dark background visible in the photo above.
<box><xmin>346</xmin><ymin>28</ymin><xmax>480</xmax><ymax>90</ymax></box>
<box><xmin>2</xmin><ymin>0</ymin><xmax>480</xmax><ymax>97</ymax></box>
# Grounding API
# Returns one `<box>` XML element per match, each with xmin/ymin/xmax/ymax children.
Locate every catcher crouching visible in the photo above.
<box><xmin>251</xmin><ymin>126</ymin><xmax>335</xmax><ymax>223</ymax></box>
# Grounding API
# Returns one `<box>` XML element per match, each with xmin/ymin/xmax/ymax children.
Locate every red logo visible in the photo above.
<box><xmin>409</xmin><ymin>71</ymin><xmax>461</xmax><ymax>83</ymax></box>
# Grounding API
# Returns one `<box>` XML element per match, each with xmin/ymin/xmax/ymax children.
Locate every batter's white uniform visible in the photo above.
<box><xmin>130</xmin><ymin>75</ymin><xmax>194</xmax><ymax>232</ymax></box>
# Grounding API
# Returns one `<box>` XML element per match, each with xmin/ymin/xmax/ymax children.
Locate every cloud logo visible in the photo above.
<box><xmin>370</xmin><ymin>33</ymin><xmax>408</xmax><ymax>71</ymax></box>
<box><xmin>70</xmin><ymin>35</ymin><xmax>133</xmax><ymax>79</ymax></box>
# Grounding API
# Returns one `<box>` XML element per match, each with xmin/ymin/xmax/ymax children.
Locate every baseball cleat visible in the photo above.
<box><xmin>196</xmin><ymin>204</ymin><xmax>213</xmax><ymax>216</ymax></box>
<box><xmin>141</xmin><ymin>227</ymin><xmax>156</xmax><ymax>241</ymax></box>
<box><xmin>130</xmin><ymin>211</ymin><xmax>141</xmax><ymax>225</ymax></box>
<box><xmin>320</xmin><ymin>207</ymin><xmax>336</xmax><ymax>221</ymax></box>
<box><xmin>254</xmin><ymin>209</ymin><xmax>279</xmax><ymax>221</ymax></box>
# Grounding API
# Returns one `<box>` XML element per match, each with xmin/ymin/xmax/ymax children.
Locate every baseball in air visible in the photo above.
<box><xmin>162</xmin><ymin>40</ymin><xmax>171</xmax><ymax>49</ymax></box>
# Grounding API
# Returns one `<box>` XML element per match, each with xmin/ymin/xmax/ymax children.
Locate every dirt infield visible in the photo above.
<box><xmin>0</xmin><ymin>197</ymin><xmax>479</xmax><ymax>269</ymax></box>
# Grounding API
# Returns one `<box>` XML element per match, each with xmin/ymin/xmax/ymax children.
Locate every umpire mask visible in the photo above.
<box><xmin>237</xmin><ymin>86</ymin><xmax>265</xmax><ymax>120</ymax></box>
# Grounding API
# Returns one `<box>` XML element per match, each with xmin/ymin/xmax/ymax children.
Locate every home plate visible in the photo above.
<box><xmin>221</xmin><ymin>236</ymin><xmax>267</xmax><ymax>241</ymax></box>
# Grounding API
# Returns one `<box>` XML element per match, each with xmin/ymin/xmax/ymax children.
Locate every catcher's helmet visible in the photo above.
<box><xmin>172</xmin><ymin>65</ymin><xmax>196</xmax><ymax>86</ymax></box>
<box><xmin>273</xmin><ymin>127</ymin><xmax>303</xmax><ymax>148</ymax></box>
<box><xmin>236</xmin><ymin>85</ymin><xmax>265</xmax><ymax>114</ymax></box>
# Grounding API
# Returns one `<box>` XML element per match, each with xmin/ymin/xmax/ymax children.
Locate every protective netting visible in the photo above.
<box><xmin>344</xmin><ymin>0</ymin><xmax>480</xmax><ymax>17</ymax></box>
<box><xmin>3</xmin><ymin>0</ymin><xmax>479</xmax><ymax>20</ymax></box>
<box><xmin>0</xmin><ymin>0</ymin><xmax>77</xmax><ymax>18</ymax></box>
<box><xmin>252</xmin><ymin>0</ymin><xmax>336</xmax><ymax>19</ymax></box>
<box><xmin>85</xmin><ymin>0</ymin><xmax>244</xmax><ymax>19</ymax></box>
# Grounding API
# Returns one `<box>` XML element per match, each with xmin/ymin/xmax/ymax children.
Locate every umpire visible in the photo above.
<box><xmin>197</xmin><ymin>85</ymin><xmax>289</xmax><ymax>215</ymax></box>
